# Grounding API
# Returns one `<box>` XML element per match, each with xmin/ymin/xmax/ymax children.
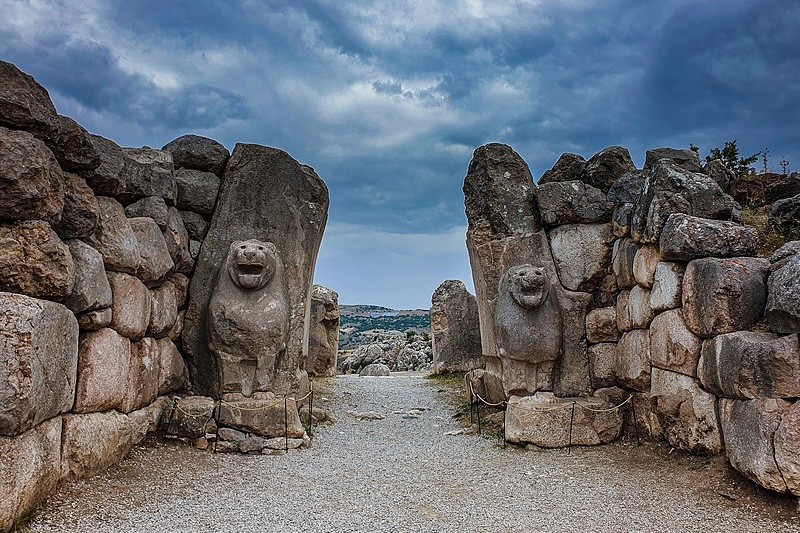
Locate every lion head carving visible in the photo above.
<box><xmin>505</xmin><ymin>264</ymin><xmax>549</xmax><ymax>309</ymax></box>
<box><xmin>226</xmin><ymin>239</ymin><xmax>279</xmax><ymax>291</ymax></box>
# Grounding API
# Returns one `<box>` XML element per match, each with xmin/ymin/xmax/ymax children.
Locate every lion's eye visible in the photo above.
<box><xmin>258</xmin><ymin>246</ymin><xmax>264</xmax><ymax>251</ymax></box>
<box><xmin>240</xmin><ymin>245</ymin><xmax>246</xmax><ymax>250</ymax></box>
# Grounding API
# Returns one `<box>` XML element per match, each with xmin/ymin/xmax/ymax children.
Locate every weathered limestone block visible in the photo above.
<box><xmin>162</xmin><ymin>134</ymin><xmax>230</xmax><ymax>176</ymax></box>
<box><xmin>594</xmin><ymin>386</ymin><xmax>663</xmax><ymax>441</ymax></box>
<box><xmin>505</xmin><ymin>393</ymin><xmax>623</xmax><ymax>447</ymax></box>
<box><xmin>0</xmin><ymin>221</ymin><xmax>75</xmax><ymax>299</ymax></box>
<box><xmin>730</xmin><ymin>173</ymin><xmax>800</xmax><ymax>208</ymax></box>
<box><xmin>633</xmin><ymin>245</ymin><xmax>660</xmax><ymax>288</ymax></box>
<box><xmin>0</xmin><ymin>417</ymin><xmax>62</xmax><ymax>532</ymax></box>
<box><xmin>167</xmin><ymin>309</ymin><xmax>185</xmax><ymax>342</ymax></box>
<box><xmin>168</xmin><ymin>272</ymin><xmax>191</xmax><ymax>310</ymax></box>
<box><xmin>659</xmin><ymin>213</ymin><xmax>758</xmax><ymax>261</ymax></box>
<box><xmin>163</xmin><ymin>207</ymin><xmax>194</xmax><ymax>274</ymax></box>
<box><xmin>156</xmin><ymin>337</ymin><xmax>188</xmax><ymax>395</ymax></box>
<box><xmin>719</xmin><ymin>398</ymin><xmax>789</xmax><ymax>493</ymax></box>
<box><xmin>703</xmin><ymin>159</ymin><xmax>735</xmax><ymax>190</ymax></box>
<box><xmin>119</xmin><ymin>147</ymin><xmax>177</xmax><ymax>204</ymax></box>
<box><xmin>775</xmin><ymin>401</ymin><xmax>800</xmax><ymax>496</ymax></box>
<box><xmin>616</xmin><ymin>290</ymin><xmax>632</xmax><ymax>333</ymax></box>
<box><xmin>218</xmin><ymin>397</ymin><xmax>305</xmax><ymax>438</ymax></box>
<box><xmin>64</xmin><ymin>240</ymin><xmax>112</xmax><ymax>314</ymax></box>
<box><xmin>495</xmin><ymin>265</ymin><xmax>562</xmax><ymax>395</ymax></box>
<box><xmin>631</xmin><ymin>159</ymin><xmax>737</xmax><ymax>244</ymax></box>
<box><xmin>129</xmin><ymin>217</ymin><xmax>174</xmax><ymax>286</ymax></box>
<box><xmin>84</xmin><ymin>196</ymin><xmax>141</xmax><ymax>274</ymax></box>
<box><xmin>628</xmin><ymin>285</ymin><xmax>654</xmax><ymax>329</ymax></box>
<box><xmin>612</xmin><ymin>238</ymin><xmax>639</xmax><ymax>289</ymax></box>
<box><xmin>208</xmin><ymin>240</ymin><xmax>290</xmax><ymax>397</ymax></box>
<box><xmin>588</xmin><ymin>343</ymin><xmax>616</xmax><ymax>388</ymax></box>
<box><xmin>184</xmin><ymin>144</ymin><xmax>329</xmax><ymax>397</ymax></box>
<box><xmin>535</xmin><ymin>181</ymin><xmax>612</xmax><ymax>225</ymax></box>
<box><xmin>766</xmin><ymin>253</ymin><xmax>800</xmax><ymax>334</ymax></box>
<box><xmin>52</xmin><ymin>172</ymin><xmax>99</xmax><ymax>239</ymax></box>
<box><xmin>582</xmin><ymin>146</ymin><xmax>636</xmax><ymax>192</ymax></box>
<box><xmin>650</xmin><ymin>309</ymin><xmax>701</xmax><ymax>377</ymax></box>
<box><xmin>61</xmin><ymin>410</ymin><xmax>149</xmax><ymax>480</ymax></box>
<box><xmin>586</xmin><ymin>307</ymin><xmax>619</xmax><ymax>343</ymax></box>
<box><xmin>175</xmin><ymin>168</ymin><xmax>220</xmax><ymax>215</ymax></box>
<box><xmin>538</xmin><ymin>152</ymin><xmax>586</xmax><ymax>184</ymax></box>
<box><xmin>650</xmin><ymin>262</ymin><xmax>684</xmax><ymax>313</ymax></box>
<box><xmin>0</xmin><ymin>293</ymin><xmax>78</xmax><ymax>436</ymax></box>
<box><xmin>682</xmin><ymin>257</ymin><xmax>769</xmax><ymax>337</ymax></box>
<box><xmin>615</xmin><ymin>330</ymin><xmax>651</xmax><ymax>392</ymax></box>
<box><xmin>120</xmin><ymin>338</ymin><xmax>161</xmax><ymax>413</ymax></box>
<box><xmin>643</xmin><ymin>148</ymin><xmax>701</xmax><ymax>173</ymax></box>
<box><xmin>770</xmin><ymin>240</ymin><xmax>800</xmax><ymax>271</ymax></box>
<box><xmin>189</xmin><ymin>239</ymin><xmax>201</xmax><ymax>259</ymax></box>
<box><xmin>0</xmin><ymin>127</ymin><xmax>64</xmax><ymax>223</ymax></box>
<box><xmin>359</xmin><ymin>363</ymin><xmax>390</xmax><ymax>376</ymax></box>
<box><xmin>550</xmin><ymin>223</ymin><xmax>613</xmax><ymax>292</ymax></box>
<box><xmin>180</xmin><ymin>210</ymin><xmax>209</xmax><ymax>241</ymax></box>
<box><xmin>650</xmin><ymin>367</ymin><xmax>722</xmax><ymax>454</ymax></box>
<box><xmin>124</xmin><ymin>196</ymin><xmax>169</xmax><ymax>229</ymax></box>
<box><xmin>699</xmin><ymin>332</ymin><xmax>800</xmax><ymax>399</ymax></box>
<box><xmin>430</xmin><ymin>280</ymin><xmax>482</xmax><ymax>374</ymax></box>
<box><xmin>148</xmin><ymin>281</ymin><xmax>178</xmax><ymax>338</ymax></box>
<box><xmin>611</xmin><ymin>204</ymin><xmax>633</xmax><ymax>238</ymax></box>
<box><xmin>162</xmin><ymin>396</ymin><xmax>214</xmax><ymax>438</ymax></box>
<box><xmin>307</xmin><ymin>285</ymin><xmax>341</xmax><ymax>377</ymax></box>
<box><xmin>76</xmin><ymin>308</ymin><xmax>112</xmax><ymax>331</ymax></box>
<box><xmin>0</xmin><ymin>61</ymin><xmax>98</xmax><ymax>172</ymax></box>
<box><xmin>108</xmin><ymin>272</ymin><xmax>152</xmax><ymax>340</ymax></box>
<box><xmin>770</xmin><ymin>194</ymin><xmax>800</xmax><ymax>242</ymax></box>
<box><xmin>80</xmin><ymin>134</ymin><xmax>127</xmax><ymax>196</ymax></box>
<box><xmin>73</xmin><ymin>328</ymin><xmax>131</xmax><ymax>413</ymax></box>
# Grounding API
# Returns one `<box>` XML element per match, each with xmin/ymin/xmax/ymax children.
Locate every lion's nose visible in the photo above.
<box><xmin>244</xmin><ymin>250</ymin><xmax>256</xmax><ymax>260</ymax></box>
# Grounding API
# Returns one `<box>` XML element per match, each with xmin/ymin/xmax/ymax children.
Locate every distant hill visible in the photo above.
<box><xmin>339</xmin><ymin>304</ymin><xmax>430</xmax><ymax>337</ymax></box>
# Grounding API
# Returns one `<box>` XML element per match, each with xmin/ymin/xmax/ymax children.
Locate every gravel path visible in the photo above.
<box><xmin>23</xmin><ymin>373</ymin><xmax>800</xmax><ymax>532</ymax></box>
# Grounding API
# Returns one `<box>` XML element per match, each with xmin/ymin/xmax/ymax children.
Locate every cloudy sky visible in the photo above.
<box><xmin>2</xmin><ymin>0</ymin><xmax>798</xmax><ymax>308</ymax></box>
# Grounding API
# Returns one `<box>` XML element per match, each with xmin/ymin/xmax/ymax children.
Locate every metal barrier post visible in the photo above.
<box><xmin>308</xmin><ymin>381</ymin><xmax>314</xmax><ymax>438</ymax></box>
<box><xmin>631</xmin><ymin>396</ymin><xmax>641</xmax><ymax>446</ymax></box>
<box><xmin>284</xmin><ymin>396</ymin><xmax>289</xmax><ymax>453</ymax></box>
<box><xmin>568</xmin><ymin>401</ymin><xmax>576</xmax><ymax>456</ymax></box>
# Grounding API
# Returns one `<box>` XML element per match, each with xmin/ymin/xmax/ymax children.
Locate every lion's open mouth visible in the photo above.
<box><xmin>237</xmin><ymin>263</ymin><xmax>265</xmax><ymax>276</ymax></box>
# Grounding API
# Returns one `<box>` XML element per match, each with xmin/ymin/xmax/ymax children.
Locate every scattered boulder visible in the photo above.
<box><xmin>73</xmin><ymin>327</ymin><xmax>131</xmax><ymax>413</ymax></box>
<box><xmin>124</xmin><ymin>196</ymin><xmax>169</xmax><ymax>229</ymax></box>
<box><xmin>659</xmin><ymin>213</ymin><xmax>758</xmax><ymax>261</ymax></box>
<box><xmin>163</xmin><ymin>396</ymin><xmax>215</xmax><ymax>438</ymax></box>
<box><xmin>585</xmin><ymin>307</ymin><xmax>619</xmax><ymax>343</ymax></box>
<box><xmin>217</xmin><ymin>397</ymin><xmax>305</xmax><ymax>438</ymax></box>
<box><xmin>550</xmin><ymin>223</ymin><xmax>614</xmax><ymax>292</ymax></box>
<box><xmin>0</xmin><ymin>220</ymin><xmax>75</xmax><ymax>299</ymax></box>
<box><xmin>359</xmin><ymin>363</ymin><xmax>391</xmax><ymax>377</ymax></box>
<box><xmin>650</xmin><ymin>262</ymin><xmax>684</xmax><ymax>313</ymax></box>
<box><xmin>643</xmin><ymin>148</ymin><xmax>701</xmax><ymax>173</ymax></box>
<box><xmin>719</xmin><ymin>398</ymin><xmax>790</xmax><ymax>493</ymax></box>
<box><xmin>84</xmin><ymin>196</ymin><xmax>141</xmax><ymax>274</ymax></box>
<box><xmin>108</xmin><ymin>272</ymin><xmax>152</xmax><ymax>340</ymax></box>
<box><xmin>765</xmin><ymin>253</ymin><xmax>800</xmax><ymax>333</ymax></box>
<box><xmin>650</xmin><ymin>367</ymin><xmax>722</xmax><ymax>454</ymax></box>
<box><xmin>614</xmin><ymin>329</ymin><xmax>651</xmax><ymax>392</ymax></box>
<box><xmin>582</xmin><ymin>146</ymin><xmax>636</xmax><ymax>192</ymax></box>
<box><xmin>175</xmin><ymin>168</ymin><xmax>220</xmax><ymax>215</ymax></box>
<box><xmin>682</xmin><ymin>257</ymin><xmax>769</xmax><ymax>337</ymax></box>
<box><xmin>129</xmin><ymin>217</ymin><xmax>174</xmax><ymax>285</ymax></box>
<box><xmin>535</xmin><ymin>181</ymin><xmax>612</xmax><ymax>225</ymax></box>
<box><xmin>699</xmin><ymin>332</ymin><xmax>800</xmax><ymax>399</ymax></box>
<box><xmin>538</xmin><ymin>152</ymin><xmax>586</xmax><ymax>184</ymax></box>
<box><xmin>64</xmin><ymin>240</ymin><xmax>112</xmax><ymax>314</ymax></box>
<box><xmin>162</xmin><ymin>134</ymin><xmax>230</xmax><ymax>176</ymax></box>
<box><xmin>0</xmin><ymin>127</ymin><xmax>64</xmax><ymax>223</ymax></box>
<box><xmin>0</xmin><ymin>293</ymin><xmax>78</xmax><ymax>436</ymax></box>
<box><xmin>306</xmin><ymin>285</ymin><xmax>340</xmax><ymax>377</ymax></box>
<box><xmin>505</xmin><ymin>393</ymin><xmax>623</xmax><ymax>447</ymax></box>
<box><xmin>769</xmin><ymin>193</ymin><xmax>800</xmax><ymax>241</ymax></box>
<box><xmin>650</xmin><ymin>309</ymin><xmax>701</xmax><ymax>377</ymax></box>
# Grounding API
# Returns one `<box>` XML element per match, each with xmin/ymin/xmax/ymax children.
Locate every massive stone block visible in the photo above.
<box><xmin>505</xmin><ymin>393</ymin><xmax>623</xmax><ymax>447</ymax></box>
<box><xmin>175</xmin><ymin>168</ymin><xmax>220</xmax><ymax>215</ymax></box>
<box><xmin>549</xmin><ymin>223</ymin><xmax>614</xmax><ymax>292</ymax></box>
<box><xmin>162</xmin><ymin>134</ymin><xmax>230</xmax><ymax>176</ymax></box>
<box><xmin>538</xmin><ymin>152</ymin><xmax>586</xmax><ymax>184</ymax></box>
<box><xmin>650</xmin><ymin>309</ymin><xmax>701</xmax><ymax>377</ymax></box>
<box><xmin>129</xmin><ymin>216</ymin><xmax>174</xmax><ymax>286</ymax></box>
<box><xmin>307</xmin><ymin>285</ymin><xmax>341</xmax><ymax>377</ymax></box>
<box><xmin>582</xmin><ymin>146</ymin><xmax>636</xmax><ymax>192</ymax></box>
<box><xmin>650</xmin><ymin>367</ymin><xmax>722</xmax><ymax>454</ymax></box>
<box><xmin>627</xmin><ymin>285</ymin><xmax>654</xmax><ymax>329</ymax></box>
<box><xmin>118</xmin><ymin>147</ymin><xmax>177</xmax><ymax>205</ymax></box>
<box><xmin>0</xmin><ymin>126</ymin><xmax>64</xmax><ymax>223</ymax></box>
<box><xmin>632</xmin><ymin>245</ymin><xmax>660</xmax><ymax>288</ymax></box>
<box><xmin>587</xmin><ymin>343</ymin><xmax>616</xmax><ymax>389</ymax></box>
<box><xmin>148</xmin><ymin>281</ymin><xmax>178</xmax><ymax>338</ymax></box>
<box><xmin>535</xmin><ymin>181</ymin><xmax>612</xmax><ymax>225</ymax></box>
<box><xmin>108</xmin><ymin>272</ymin><xmax>152</xmax><ymax>340</ymax></box>
<box><xmin>464</xmin><ymin>144</ymin><xmax>591</xmax><ymax>399</ymax></box>
<box><xmin>120</xmin><ymin>338</ymin><xmax>161</xmax><ymax>414</ymax></box>
<box><xmin>73</xmin><ymin>328</ymin><xmax>131</xmax><ymax>413</ymax></box>
<box><xmin>585</xmin><ymin>307</ymin><xmax>619</xmax><ymax>343</ymax></box>
<box><xmin>52</xmin><ymin>172</ymin><xmax>99</xmax><ymax>239</ymax></box>
<box><xmin>0</xmin><ymin>220</ymin><xmax>75</xmax><ymax>299</ymax></box>
<box><xmin>217</xmin><ymin>397</ymin><xmax>305</xmax><ymax>438</ymax></box>
<box><xmin>429</xmin><ymin>280</ymin><xmax>480</xmax><ymax>374</ymax></box>
<box><xmin>698</xmin><ymin>332</ymin><xmax>800</xmax><ymax>399</ymax></box>
<box><xmin>0</xmin><ymin>293</ymin><xmax>78</xmax><ymax>436</ymax></box>
<box><xmin>643</xmin><ymin>148</ymin><xmax>701</xmax><ymax>173</ymax></box>
<box><xmin>0</xmin><ymin>417</ymin><xmax>62</xmax><ymax>532</ymax></box>
<box><xmin>163</xmin><ymin>207</ymin><xmax>194</xmax><ymax>274</ymax></box>
<box><xmin>125</xmin><ymin>196</ymin><xmax>169</xmax><ymax>229</ymax></box>
<box><xmin>64</xmin><ymin>240</ymin><xmax>112</xmax><ymax>314</ymax></box>
<box><xmin>650</xmin><ymin>262</ymin><xmax>684</xmax><ymax>313</ymax></box>
<box><xmin>84</xmin><ymin>196</ymin><xmax>141</xmax><ymax>274</ymax></box>
<box><xmin>184</xmin><ymin>144</ymin><xmax>329</xmax><ymax>397</ymax></box>
<box><xmin>80</xmin><ymin>134</ymin><xmax>127</xmax><ymax>196</ymax></box>
<box><xmin>682</xmin><ymin>257</ymin><xmax>769</xmax><ymax>337</ymax></box>
<box><xmin>659</xmin><ymin>213</ymin><xmax>758</xmax><ymax>261</ymax></box>
<box><xmin>775</xmin><ymin>401</ymin><xmax>800</xmax><ymax>496</ymax></box>
<box><xmin>157</xmin><ymin>337</ymin><xmax>188</xmax><ymax>395</ymax></box>
<box><xmin>612</xmin><ymin>238</ymin><xmax>639</xmax><ymax>289</ymax></box>
<box><xmin>719</xmin><ymin>398</ymin><xmax>790</xmax><ymax>493</ymax></box>
<box><xmin>766</xmin><ymin>253</ymin><xmax>800</xmax><ymax>333</ymax></box>
<box><xmin>614</xmin><ymin>329</ymin><xmax>651</xmax><ymax>392</ymax></box>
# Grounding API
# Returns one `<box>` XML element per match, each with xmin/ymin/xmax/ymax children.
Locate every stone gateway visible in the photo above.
<box><xmin>208</xmin><ymin>240</ymin><xmax>290</xmax><ymax>398</ymax></box>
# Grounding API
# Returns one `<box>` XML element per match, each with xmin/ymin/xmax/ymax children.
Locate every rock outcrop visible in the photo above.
<box><xmin>306</xmin><ymin>285</ymin><xmax>340</xmax><ymax>377</ymax></box>
<box><xmin>430</xmin><ymin>280</ymin><xmax>482</xmax><ymax>374</ymax></box>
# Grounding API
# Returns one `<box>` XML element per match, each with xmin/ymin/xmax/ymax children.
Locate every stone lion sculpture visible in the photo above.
<box><xmin>208</xmin><ymin>239</ymin><xmax>290</xmax><ymax>398</ymax></box>
<box><xmin>494</xmin><ymin>264</ymin><xmax>562</xmax><ymax>395</ymax></box>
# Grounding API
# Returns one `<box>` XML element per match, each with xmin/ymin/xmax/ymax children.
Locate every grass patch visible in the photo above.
<box><xmin>742</xmin><ymin>206</ymin><xmax>785</xmax><ymax>257</ymax></box>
